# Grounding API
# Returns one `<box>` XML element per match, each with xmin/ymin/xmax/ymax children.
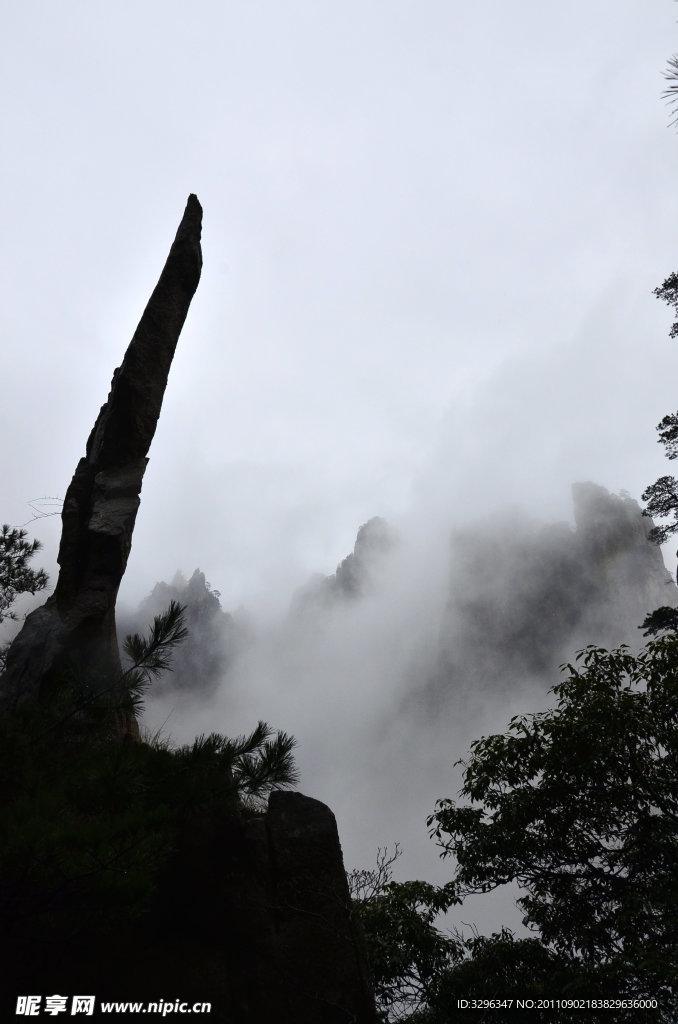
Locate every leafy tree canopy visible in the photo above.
<box><xmin>641</xmin><ymin>474</ymin><xmax>678</xmax><ymax>544</ymax></box>
<box><xmin>643</xmin><ymin>276</ymin><xmax>678</xmax><ymax>540</ymax></box>
<box><xmin>424</xmin><ymin>639</ymin><xmax>678</xmax><ymax>1019</ymax></box>
<box><xmin>353</xmin><ymin>638</ymin><xmax>678</xmax><ymax>1022</ymax></box>
<box><xmin>348</xmin><ymin>846</ymin><xmax>461</xmax><ymax>1022</ymax></box>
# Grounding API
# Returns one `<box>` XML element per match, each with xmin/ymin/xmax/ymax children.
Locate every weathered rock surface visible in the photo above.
<box><xmin>0</xmin><ymin>195</ymin><xmax>203</xmax><ymax>732</ymax></box>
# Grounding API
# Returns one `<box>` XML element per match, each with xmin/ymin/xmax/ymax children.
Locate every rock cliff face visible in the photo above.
<box><xmin>0</xmin><ymin>195</ymin><xmax>203</xmax><ymax>734</ymax></box>
<box><xmin>431</xmin><ymin>482</ymin><xmax>678</xmax><ymax>701</ymax></box>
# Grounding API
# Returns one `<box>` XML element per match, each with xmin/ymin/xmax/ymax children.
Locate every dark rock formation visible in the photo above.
<box><xmin>0</xmin><ymin>195</ymin><xmax>203</xmax><ymax>733</ymax></box>
<box><xmin>159</xmin><ymin>790</ymin><xmax>374</xmax><ymax>1019</ymax></box>
<box><xmin>3</xmin><ymin>790</ymin><xmax>376</xmax><ymax>1022</ymax></box>
<box><xmin>0</xmin><ymin>200</ymin><xmax>377</xmax><ymax>1021</ymax></box>
<box><xmin>293</xmin><ymin>516</ymin><xmax>397</xmax><ymax>610</ymax></box>
<box><xmin>430</xmin><ymin>482</ymin><xmax>678</xmax><ymax>702</ymax></box>
<box><xmin>226</xmin><ymin>792</ymin><xmax>376</xmax><ymax>1020</ymax></box>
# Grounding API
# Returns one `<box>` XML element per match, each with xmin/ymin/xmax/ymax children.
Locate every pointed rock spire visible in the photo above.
<box><xmin>0</xmin><ymin>195</ymin><xmax>203</xmax><ymax>734</ymax></box>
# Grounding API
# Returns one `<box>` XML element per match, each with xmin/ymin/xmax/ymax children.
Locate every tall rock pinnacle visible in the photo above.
<box><xmin>0</xmin><ymin>195</ymin><xmax>203</xmax><ymax>734</ymax></box>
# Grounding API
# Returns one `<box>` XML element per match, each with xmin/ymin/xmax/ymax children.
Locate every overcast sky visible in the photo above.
<box><xmin>3</xmin><ymin>1</ymin><xmax>678</xmax><ymax>932</ymax></box>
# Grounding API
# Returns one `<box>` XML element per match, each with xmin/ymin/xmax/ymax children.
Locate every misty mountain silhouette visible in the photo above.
<box><xmin>292</xmin><ymin>516</ymin><xmax>399</xmax><ymax>609</ymax></box>
<box><xmin>117</xmin><ymin>569</ymin><xmax>242</xmax><ymax>696</ymax></box>
<box><xmin>430</xmin><ymin>481</ymin><xmax>678</xmax><ymax>703</ymax></box>
<box><xmin>127</xmin><ymin>483</ymin><xmax>676</xmax><ymax>705</ymax></box>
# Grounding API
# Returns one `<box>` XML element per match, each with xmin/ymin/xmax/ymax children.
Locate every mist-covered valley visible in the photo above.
<box><xmin>121</xmin><ymin>479</ymin><xmax>677</xmax><ymax>936</ymax></box>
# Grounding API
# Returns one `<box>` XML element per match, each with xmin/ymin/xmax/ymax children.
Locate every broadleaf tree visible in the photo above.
<box><xmin>354</xmin><ymin>639</ymin><xmax>678</xmax><ymax>1022</ymax></box>
<box><xmin>642</xmin><ymin>275</ymin><xmax>678</xmax><ymax>539</ymax></box>
<box><xmin>426</xmin><ymin>638</ymin><xmax>678</xmax><ymax>1018</ymax></box>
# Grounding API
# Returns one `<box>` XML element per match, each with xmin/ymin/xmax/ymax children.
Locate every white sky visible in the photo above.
<box><xmin>3</xmin><ymin>0</ymin><xmax>678</xmax><ymax>934</ymax></box>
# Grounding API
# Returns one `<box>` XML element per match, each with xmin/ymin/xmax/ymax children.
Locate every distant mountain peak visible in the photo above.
<box><xmin>429</xmin><ymin>482</ymin><xmax>678</xmax><ymax>704</ymax></box>
<box><xmin>293</xmin><ymin>516</ymin><xmax>398</xmax><ymax>610</ymax></box>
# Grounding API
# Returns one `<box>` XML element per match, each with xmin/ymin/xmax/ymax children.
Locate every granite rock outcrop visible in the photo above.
<box><xmin>0</xmin><ymin>196</ymin><xmax>203</xmax><ymax>734</ymax></box>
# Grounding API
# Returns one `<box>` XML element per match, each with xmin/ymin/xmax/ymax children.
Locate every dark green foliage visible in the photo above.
<box><xmin>350</xmin><ymin>866</ymin><xmax>600</xmax><ymax>1022</ymax></box>
<box><xmin>0</xmin><ymin>524</ymin><xmax>49</xmax><ymax>624</ymax></box>
<box><xmin>663</xmin><ymin>54</ymin><xmax>678</xmax><ymax>129</ymax></box>
<box><xmin>654</xmin><ymin>272</ymin><xmax>678</xmax><ymax>338</ymax></box>
<box><xmin>0</xmin><ymin>586</ymin><xmax>299</xmax><ymax>1006</ymax></box>
<box><xmin>119</xmin><ymin>598</ymin><xmax>190</xmax><ymax>719</ymax></box>
<box><xmin>1</xmin><ymin>700</ymin><xmax>175</xmax><ymax>949</ymax></box>
<box><xmin>642</xmin><ymin>274</ymin><xmax>678</xmax><ymax>539</ymax></box>
<box><xmin>355</xmin><ymin>879</ymin><xmax>461</xmax><ymax>1021</ymax></box>
<box><xmin>655</xmin><ymin>412</ymin><xmax>678</xmax><ymax>460</ymax></box>
<box><xmin>417</xmin><ymin>929</ymin><xmax>630</xmax><ymax>1024</ymax></box>
<box><xmin>348</xmin><ymin>847</ymin><xmax>461</xmax><ymax>1022</ymax></box>
<box><xmin>0</xmin><ymin>525</ymin><xmax>49</xmax><ymax>670</ymax></box>
<box><xmin>222</xmin><ymin>722</ymin><xmax>299</xmax><ymax>808</ymax></box>
<box><xmin>353</xmin><ymin>878</ymin><xmax>647</xmax><ymax>1024</ymax></box>
<box><xmin>642</xmin><ymin>410</ymin><xmax>678</xmax><ymax>543</ymax></box>
<box><xmin>642</xmin><ymin>416</ymin><xmax>678</xmax><ymax>540</ymax></box>
<box><xmin>641</xmin><ymin>474</ymin><xmax>678</xmax><ymax>543</ymax></box>
<box><xmin>639</xmin><ymin>605</ymin><xmax>678</xmax><ymax>636</ymax></box>
<box><xmin>123</xmin><ymin>598</ymin><xmax>190</xmax><ymax>680</ymax></box>
<box><xmin>172</xmin><ymin>723</ymin><xmax>299</xmax><ymax>812</ymax></box>
<box><xmin>426</xmin><ymin>639</ymin><xmax>678</xmax><ymax>1018</ymax></box>
<box><xmin>354</xmin><ymin>639</ymin><xmax>678</xmax><ymax>1021</ymax></box>
<box><xmin>641</xmin><ymin>415</ymin><xmax>678</xmax><ymax>545</ymax></box>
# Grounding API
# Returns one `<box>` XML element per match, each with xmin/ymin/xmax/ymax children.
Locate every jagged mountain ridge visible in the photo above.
<box><xmin>292</xmin><ymin>516</ymin><xmax>399</xmax><ymax>610</ymax></box>
<box><xmin>128</xmin><ymin>483</ymin><xmax>677</xmax><ymax>704</ymax></box>
<box><xmin>430</xmin><ymin>481</ymin><xmax>678</xmax><ymax>702</ymax></box>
